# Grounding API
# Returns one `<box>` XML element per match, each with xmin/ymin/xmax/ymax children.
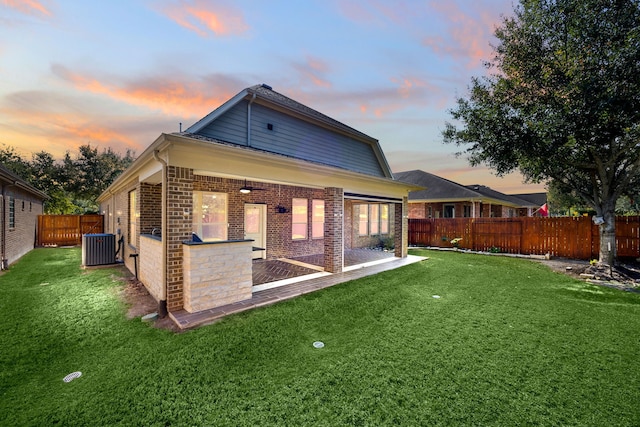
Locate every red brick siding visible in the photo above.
<box><xmin>2</xmin><ymin>186</ymin><xmax>44</xmax><ymax>266</ymax></box>
<box><xmin>193</xmin><ymin>175</ymin><xmax>326</xmax><ymax>259</ymax></box>
<box><xmin>166</xmin><ymin>167</ymin><xmax>193</xmax><ymax>311</ymax></box>
<box><xmin>139</xmin><ymin>183</ymin><xmax>162</xmax><ymax>235</ymax></box>
<box><xmin>324</xmin><ymin>187</ymin><xmax>343</xmax><ymax>273</ymax></box>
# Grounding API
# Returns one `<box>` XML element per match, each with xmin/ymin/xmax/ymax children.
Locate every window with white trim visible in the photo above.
<box><xmin>292</xmin><ymin>198</ymin><xmax>307</xmax><ymax>240</ymax></box>
<box><xmin>129</xmin><ymin>190</ymin><xmax>138</xmax><ymax>247</ymax></box>
<box><xmin>358</xmin><ymin>204</ymin><xmax>391</xmax><ymax>236</ymax></box>
<box><xmin>193</xmin><ymin>192</ymin><xmax>228</xmax><ymax>241</ymax></box>
<box><xmin>9</xmin><ymin>196</ymin><xmax>15</xmax><ymax>229</ymax></box>
<box><xmin>311</xmin><ymin>199</ymin><xmax>324</xmax><ymax>239</ymax></box>
<box><xmin>381</xmin><ymin>204</ymin><xmax>389</xmax><ymax>234</ymax></box>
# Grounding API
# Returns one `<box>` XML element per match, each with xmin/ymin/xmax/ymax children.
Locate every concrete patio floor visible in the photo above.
<box><xmin>170</xmin><ymin>250</ymin><xmax>427</xmax><ymax>329</ymax></box>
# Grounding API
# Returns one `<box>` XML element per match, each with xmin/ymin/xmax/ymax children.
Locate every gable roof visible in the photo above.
<box><xmin>394</xmin><ymin>169</ymin><xmax>480</xmax><ymax>200</ymax></box>
<box><xmin>0</xmin><ymin>163</ymin><xmax>48</xmax><ymax>200</ymax></box>
<box><xmin>394</xmin><ymin>169</ymin><xmax>542</xmax><ymax>208</ymax></box>
<box><xmin>512</xmin><ymin>192</ymin><xmax>547</xmax><ymax>206</ymax></box>
<box><xmin>185</xmin><ymin>84</ymin><xmax>393</xmax><ymax>178</ymax></box>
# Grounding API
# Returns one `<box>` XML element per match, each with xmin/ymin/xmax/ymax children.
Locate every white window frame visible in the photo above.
<box><xmin>193</xmin><ymin>191</ymin><xmax>228</xmax><ymax>241</ymax></box>
<box><xmin>311</xmin><ymin>199</ymin><xmax>324</xmax><ymax>239</ymax></box>
<box><xmin>292</xmin><ymin>198</ymin><xmax>308</xmax><ymax>240</ymax></box>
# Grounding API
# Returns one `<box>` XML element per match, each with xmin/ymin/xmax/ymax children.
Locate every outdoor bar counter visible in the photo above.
<box><xmin>182</xmin><ymin>239</ymin><xmax>254</xmax><ymax>313</ymax></box>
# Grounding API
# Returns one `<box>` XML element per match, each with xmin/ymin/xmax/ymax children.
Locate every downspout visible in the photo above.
<box><xmin>153</xmin><ymin>149</ymin><xmax>168</xmax><ymax>317</ymax></box>
<box><xmin>247</xmin><ymin>93</ymin><xmax>256</xmax><ymax>147</ymax></box>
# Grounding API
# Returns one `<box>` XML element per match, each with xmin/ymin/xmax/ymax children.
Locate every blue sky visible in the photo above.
<box><xmin>0</xmin><ymin>0</ymin><xmax>545</xmax><ymax>193</ymax></box>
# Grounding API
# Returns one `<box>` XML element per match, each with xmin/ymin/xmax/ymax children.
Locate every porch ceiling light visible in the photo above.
<box><xmin>240</xmin><ymin>186</ymin><xmax>251</xmax><ymax>194</ymax></box>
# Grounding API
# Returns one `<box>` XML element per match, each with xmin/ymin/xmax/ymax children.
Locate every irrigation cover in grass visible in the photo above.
<box><xmin>63</xmin><ymin>372</ymin><xmax>82</xmax><ymax>383</ymax></box>
<box><xmin>432</xmin><ymin>295</ymin><xmax>441</xmax><ymax>299</ymax></box>
<box><xmin>313</xmin><ymin>341</ymin><xmax>325</xmax><ymax>348</ymax></box>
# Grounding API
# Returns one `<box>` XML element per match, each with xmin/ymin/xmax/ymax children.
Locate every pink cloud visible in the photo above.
<box><xmin>422</xmin><ymin>1</ymin><xmax>510</xmax><ymax>69</ymax></box>
<box><xmin>291</xmin><ymin>56</ymin><xmax>332</xmax><ymax>89</ymax></box>
<box><xmin>51</xmin><ymin>64</ymin><xmax>245</xmax><ymax>118</ymax></box>
<box><xmin>158</xmin><ymin>0</ymin><xmax>248</xmax><ymax>37</ymax></box>
<box><xmin>2</xmin><ymin>0</ymin><xmax>51</xmax><ymax>17</ymax></box>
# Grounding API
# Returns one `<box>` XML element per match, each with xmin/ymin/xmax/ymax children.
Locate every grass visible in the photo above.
<box><xmin>1</xmin><ymin>248</ymin><xmax>640</xmax><ymax>426</ymax></box>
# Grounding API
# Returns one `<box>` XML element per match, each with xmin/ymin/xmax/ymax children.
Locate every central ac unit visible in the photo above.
<box><xmin>82</xmin><ymin>233</ymin><xmax>116</xmax><ymax>266</ymax></box>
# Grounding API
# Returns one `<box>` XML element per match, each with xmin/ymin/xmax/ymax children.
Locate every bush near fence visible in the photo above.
<box><xmin>408</xmin><ymin>216</ymin><xmax>640</xmax><ymax>260</ymax></box>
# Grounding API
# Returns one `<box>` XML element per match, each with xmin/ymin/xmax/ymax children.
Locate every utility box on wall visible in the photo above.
<box><xmin>82</xmin><ymin>233</ymin><xmax>116</xmax><ymax>266</ymax></box>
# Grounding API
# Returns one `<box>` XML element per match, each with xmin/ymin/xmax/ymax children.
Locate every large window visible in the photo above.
<box><xmin>292</xmin><ymin>198</ymin><xmax>308</xmax><ymax>240</ymax></box>
<box><xmin>193</xmin><ymin>192</ymin><xmax>228</xmax><ymax>241</ymax></box>
<box><xmin>358</xmin><ymin>204</ymin><xmax>390</xmax><ymax>236</ymax></box>
<box><xmin>8</xmin><ymin>196</ymin><xmax>15</xmax><ymax>229</ymax></box>
<box><xmin>129</xmin><ymin>191</ymin><xmax>138</xmax><ymax>246</ymax></box>
<box><xmin>311</xmin><ymin>199</ymin><xmax>324</xmax><ymax>239</ymax></box>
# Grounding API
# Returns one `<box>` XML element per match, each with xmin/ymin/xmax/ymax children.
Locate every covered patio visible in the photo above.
<box><xmin>170</xmin><ymin>252</ymin><xmax>426</xmax><ymax>329</ymax></box>
<box><xmin>252</xmin><ymin>248</ymin><xmax>397</xmax><ymax>286</ymax></box>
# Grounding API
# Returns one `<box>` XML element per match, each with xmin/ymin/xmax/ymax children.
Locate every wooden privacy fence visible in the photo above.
<box><xmin>408</xmin><ymin>216</ymin><xmax>640</xmax><ymax>260</ymax></box>
<box><xmin>37</xmin><ymin>214</ymin><xmax>104</xmax><ymax>247</ymax></box>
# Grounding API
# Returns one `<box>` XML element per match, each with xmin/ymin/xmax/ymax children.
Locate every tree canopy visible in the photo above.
<box><xmin>443</xmin><ymin>0</ymin><xmax>640</xmax><ymax>264</ymax></box>
<box><xmin>0</xmin><ymin>144</ymin><xmax>134</xmax><ymax>214</ymax></box>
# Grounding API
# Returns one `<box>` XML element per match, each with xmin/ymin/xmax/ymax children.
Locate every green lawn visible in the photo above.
<box><xmin>1</xmin><ymin>248</ymin><xmax>639</xmax><ymax>426</ymax></box>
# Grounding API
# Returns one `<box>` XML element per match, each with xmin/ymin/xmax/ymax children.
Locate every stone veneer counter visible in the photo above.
<box><xmin>182</xmin><ymin>239</ymin><xmax>254</xmax><ymax>313</ymax></box>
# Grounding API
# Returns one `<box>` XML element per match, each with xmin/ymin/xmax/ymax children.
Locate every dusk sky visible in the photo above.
<box><xmin>0</xmin><ymin>0</ymin><xmax>545</xmax><ymax>194</ymax></box>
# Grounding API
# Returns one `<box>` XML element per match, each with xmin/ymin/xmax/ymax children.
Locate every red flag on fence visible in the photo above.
<box><xmin>537</xmin><ymin>203</ymin><xmax>549</xmax><ymax>217</ymax></box>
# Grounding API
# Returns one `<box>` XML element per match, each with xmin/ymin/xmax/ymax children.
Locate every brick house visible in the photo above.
<box><xmin>98</xmin><ymin>84</ymin><xmax>419</xmax><ymax>319</ymax></box>
<box><xmin>0</xmin><ymin>163</ymin><xmax>47</xmax><ymax>269</ymax></box>
<box><xmin>394</xmin><ymin>170</ymin><xmax>546</xmax><ymax>218</ymax></box>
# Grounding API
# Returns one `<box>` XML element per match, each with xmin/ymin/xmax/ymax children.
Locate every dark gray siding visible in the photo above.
<box><xmin>195</xmin><ymin>100</ymin><xmax>385</xmax><ymax>177</ymax></box>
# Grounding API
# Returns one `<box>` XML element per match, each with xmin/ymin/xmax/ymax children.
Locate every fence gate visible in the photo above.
<box><xmin>37</xmin><ymin>214</ymin><xmax>104</xmax><ymax>247</ymax></box>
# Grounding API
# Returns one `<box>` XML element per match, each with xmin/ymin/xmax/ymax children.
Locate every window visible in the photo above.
<box><xmin>370</xmin><ymin>204</ymin><xmax>380</xmax><ymax>235</ymax></box>
<box><xmin>129</xmin><ymin>191</ymin><xmax>138</xmax><ymax>246</ymax></box>
<box><xmin>8</xmin><ymin>196</ymin><xmax>15</xmax><ymax>228</ymax></box>
<box><xmin>311</xmin><ymin>199</ymin><xmax>324</xmax><ymax>239</ymax></box>
<box><xmin>292</xmin><ymin>198</ymin><xmax>308</xmax><ymax>240</ymax></box>
<box><xmin>381</xmin><ymin>204</ymin><xmax>389</xmax><ymax>234</ymax></box>
<box><xmin>193</xmin><ymin>192</ymin><xmax>228</xmax><ymax>241</ymax></box>
<box><xmin>427</xmin><ymin>206</ymin><xmax>433</xmax><ymax>218</ymax></box>
<box><xmin>443</xmin><ymin>204</ymin><xmax>455</xmax><ymax>218</ymax></box>
<box><xmin>358</xmin><ymin>204</ymin><xmax>369</xmax><ymax>236</ymax></box>
<box><xmin>463</xmin><ymin>205</ymin><xmax>472</xmax><ymax>218</ymax></box>
<box><xmin>358</xmin><ymin>204</ymin><xmax>391</xmax><ymax>236</ymax></box>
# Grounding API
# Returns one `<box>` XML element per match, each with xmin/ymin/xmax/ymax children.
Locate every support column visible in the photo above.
<box><xmin>324</xmin><ymin>187</ymin><xmax>343</xmax><ymax>273</ymax></box>
<box><xmin>166</xmin><ymin>166</ymin><xmax>194</xmax><ymax>312</ymax></box>
<box><xmin>394</xmin><ymin>197</ymin><xmax>408</xmax><ymax>258</ymax></box>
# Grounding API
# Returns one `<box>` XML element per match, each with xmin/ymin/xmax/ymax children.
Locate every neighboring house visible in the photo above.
<box><xmin>0</xmin><ymin>163</ymin><xmax>47</xmax><ymax>269</ymax></box>
<box><xmin>98</xmin><ymin>84</ymin><xmax>419</xmax><ymax>318</ymax></box>
<box><xmin>394</xmin><ymin>169</ymin><xmax>546</xmax><ymax>218</ymax></box>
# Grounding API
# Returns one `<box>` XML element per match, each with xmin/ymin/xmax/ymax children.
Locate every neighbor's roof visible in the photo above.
<box><xmin>394</xmin><ymin>169</ymin><xmax>543</xmax><ymax>208</ymax></box>
<box><xmin>0</xmin><ymin>163</ymin><xmax>48</xmax><ymax>200</ymax></box>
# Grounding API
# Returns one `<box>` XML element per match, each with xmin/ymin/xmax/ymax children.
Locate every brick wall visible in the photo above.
<box><xmin>324</xmin><ymin>187</ymin><xmax>343</xmax><ymax>273</ymax></box>
<box><xmin>1</xmin><ymin>185</ymin><xmax>43</xmax><ymax>266</ymax></box>
<box><xmin>139</xmin><ymin>183</ymin><xmax>162</xmax><ymax>235</ymax></box>
<box><xmin>166</xmin><ymin>167</ymin><xmax>194</xmax><ymax>311</ymax></box>
<box><xmin>193</xmin><ymin>175</ymin><xmax>326</xmax><ymax>259</ymax></box>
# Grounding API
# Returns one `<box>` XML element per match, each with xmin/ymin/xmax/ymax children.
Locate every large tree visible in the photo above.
<box><xmin>443</xmin><ymin>0</ymin><xmax>640</xmax><ymax>265</ymax></box>
<box><xmin>0</xmin><ymin>143</ymin><xmax>134</xmax><ymax>214</ymax></box>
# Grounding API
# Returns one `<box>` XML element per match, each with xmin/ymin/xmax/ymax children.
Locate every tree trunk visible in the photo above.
<box><xmin>598</xmin><ymin>208</ymin><xmax>616</xmax><ymax>266</ymax></box>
